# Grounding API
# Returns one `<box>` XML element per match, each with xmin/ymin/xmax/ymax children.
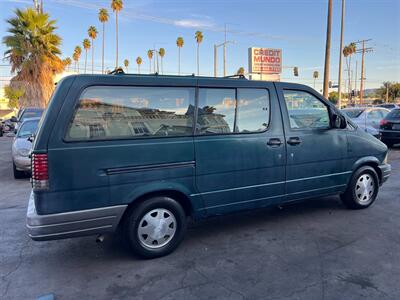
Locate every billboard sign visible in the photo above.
<box><xmin>248</xmin><ymin>48</ymin><xmax>282</xmax><ymax>74</ymax></box>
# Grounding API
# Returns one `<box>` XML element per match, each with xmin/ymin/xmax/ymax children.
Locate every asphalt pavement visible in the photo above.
<box><xmin>0</xmin><ymin>136</ymin><xmax>399</xmax><ymax>300</ymax></box>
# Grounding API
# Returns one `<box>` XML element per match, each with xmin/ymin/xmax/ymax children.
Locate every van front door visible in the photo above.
<box><xmin>276</xmin><ymin>83</ymin><xmax>348</xmax><ymax>201</ymax></box>
<box><xmin>194</xmin><ymin>80</ymin><xmax>286</xmax><ymax>215</ymax></box>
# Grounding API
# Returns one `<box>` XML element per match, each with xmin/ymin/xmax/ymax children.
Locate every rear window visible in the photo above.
<box><xmin>342</xmin><ymin>109</ymin><xmax>364</xmax><ymax>119</ymax></box>
<box><xmin>67</xmin><ymin>86</ymin><xmax>195</xmax><ymax>140</ymax></box>
<box><xmin>386</xmin><ymin>109</ymin><xmax>400</xmax><ymax>119</ymax></box>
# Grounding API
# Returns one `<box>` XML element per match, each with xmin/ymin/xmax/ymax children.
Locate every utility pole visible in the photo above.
<box><xmin>386</xmin><ymin>83</ymin><xmax>389</xmax><ymax>102</ymax></box>
<box><xmin>323</xmin><ymin>0</ymin><xmax>333</xmax><ymax>98</ymax></box>
<box><xmin>337</xmin><ymin>0</ymin><xmax>345</xmax><ymax>108</ymax></box>
<box><xmin>214</xmin><ymin>24</ymin><xmax>235</xmax><ymax>77</ymax></box>
<box><xmin>355</xmin><ymin>39</ymin><xmax>373</xmax><ymax>105</ymax></box>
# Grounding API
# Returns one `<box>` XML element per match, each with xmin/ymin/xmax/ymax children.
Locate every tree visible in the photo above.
<box><xmin>176</xmin><ymin>37</ymin><xmax>184</xmax><ymax>75</ymax></box>
<box><xmin>136</xmin><ymin>56</ymin><xmax>142</xmax><ymax>74</ymax></box>
<box><xmin>343</xmin><ymin>42</ymin><xmax>356</xmax><ymax>100</ymax></box>
<box><xmin>3</xmin><ymin>8</ymin><xmax>64</xmax><ymax>108</ymax></box>
<box><xmin>88</xmin><ymin>26</ymin><xmax>98</xmax><ymax>74</ymax></box>
<box><xmin>159</xmin><ymin>48</ymin><xmax>165</xmax><ymax>74</ymax></box>
<box><xmin>147</xmin><ymin>50</ymin><xmax>153</xmax><ymax>73</ymax></box>
<box><xmin>111</xmin><ymin>0</ymin><xmax>123</xmax><ymax>69</ymax></box>
<box><xmin>195</xmin><ymin>31</ymin><xmax>203</xmax><ymax>76</ymax></box>
<box><xmin>124</xmin><ymin>59</ymin><xmax>129</xmax><ymax>72</ymax></box>
<box><xmin>236</xmin><ymin>67</ymin><xmax>245</xmax><ymax>76</ymax></box>
<box><xmin>63</xmin><ymin>57</ymin><xmax>72</xmax><ymax>71</ymax></box>
<box><xmin>328</xmin><ymin>91</ymin><xmax>339</xmax><ymax>105</ymax></box>
<box><xmin>377</xmin><ymin>82</ymin><xmax>400</xmax><ymax>102</ymax></box>
<box><xmin>73</xmin><ymin>46</ymin><xmax>82</xmax><ymax>73</ymax></box>
<box><xmin>98</xmin><ymin>8</ymin><xmax>109</xmax><ymax>74</ymax></box>
<box><xmin>4</xmin><ymin>85</ymin><xmax>24</xmax><ymax>109</ymax></box>
<box><xmin>83</xmin><ymin>38</ymin><xmax>91</xmax><ymax>74</ymax></box>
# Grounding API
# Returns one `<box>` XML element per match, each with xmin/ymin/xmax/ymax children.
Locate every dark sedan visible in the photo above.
<box><xmin>380</xmin><ymin>108</ymin><xmax>400</xmax><ymax>147</ymax></box>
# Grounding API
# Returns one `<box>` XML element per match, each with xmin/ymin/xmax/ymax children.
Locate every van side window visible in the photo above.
<box><xmin>67</xmin><ymin>86</ymin><xmax>195</xmax><ymax>140</ymax></box>
<box><xmin>283</xmin><ymin>90</ymin><xmax>330</xmax><ymax>130</ymax></box>
<box><xmin>236</xmin><ymin>89</ymin><xmax>269</xmax><ymax>133</ymax></box>
<box><xmin>197</xmin><ymin>88</ymin><xmax>236</xmax><ymax>134</ymax></box>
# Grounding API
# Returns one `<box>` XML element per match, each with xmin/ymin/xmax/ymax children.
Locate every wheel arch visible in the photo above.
<box><xmin>351</xmin><ymin>156</ymin><xmax>382</xmax><ymax>184</ymax></box>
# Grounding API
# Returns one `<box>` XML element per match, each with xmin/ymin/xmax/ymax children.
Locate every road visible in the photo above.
<box><xmin>0</xmin><ymin>136</ymin><xmax>399</xmax><ymax>300</ymax></box>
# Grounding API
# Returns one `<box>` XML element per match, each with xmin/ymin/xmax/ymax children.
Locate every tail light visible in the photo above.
<box><xmin>31</xmin><ymin>153</ymin><xmax>49</xmax><ymax>191</ymax></box>
<box><xmin>380</xmin><ymin>119</ymin><xmax>388</xmax><ymax>126</ymax></box>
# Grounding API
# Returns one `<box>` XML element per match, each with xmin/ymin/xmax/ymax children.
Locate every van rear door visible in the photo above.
<box><xmin>194</xmin><ymin>79</ymin><xmax>286</xmax><ymax>215</ymax></box>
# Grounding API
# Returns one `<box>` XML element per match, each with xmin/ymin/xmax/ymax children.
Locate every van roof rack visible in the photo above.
<box><xmin>224</xmin><ymin>74</ymin><xmax>247</xmax><ymax>79</ymax></box>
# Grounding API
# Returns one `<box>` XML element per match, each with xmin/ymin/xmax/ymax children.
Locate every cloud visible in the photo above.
<box><xmin>173</xmin><ymin>19</ymin><xmax>215</xmax><ymax>29</ymax></box>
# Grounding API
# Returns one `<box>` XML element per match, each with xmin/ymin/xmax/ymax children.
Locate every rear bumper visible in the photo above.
<box><xmin>26</xmin><ymin>192</ymin><xmax>127</xmax><ymax>241</ymax></box>
<box><xmin>380</xmin><ymin>130</ymin><xmax>400</xmax><ymax>141</ymax></box>
<box><xmin>378</xmin><ymin>163</ymin><xmax>391</xmax><ymax>185</ymax></box>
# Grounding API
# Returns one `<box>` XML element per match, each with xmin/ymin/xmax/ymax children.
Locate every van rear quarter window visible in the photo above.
<box><xmin>66</xmin><ymin>86</ymin><xmax>195</xmax><ymax>140</ymax></box>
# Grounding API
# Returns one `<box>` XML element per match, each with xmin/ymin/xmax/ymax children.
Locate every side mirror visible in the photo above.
<box><xmin>332</xmin><ymin>113</ymin><xmax>347</xmax><ymax>129</ymax></box>
<box><xmin>10</xmin><ymin>116</ymin><xmax>17</xmax><ymax>122</ymax></box>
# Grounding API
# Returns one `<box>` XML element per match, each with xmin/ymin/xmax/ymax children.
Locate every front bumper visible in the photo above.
<box><xmin>378</xmin><ymin>163</ymin><xmax>391</xmax><ymax>185</ymax></box>
<box><xmin>26</xmin><ymin>192</ymin><xmax>127</xmax><ymax>241</ymax></box>
<box><xmin>13</xmin><ymin>155</ymin><xmax>31</xmax><ymax>171</ymax></box>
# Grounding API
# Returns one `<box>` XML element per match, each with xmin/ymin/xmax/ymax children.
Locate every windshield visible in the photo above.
<box><xmin>342</xmin><ymin>109</ymin><xmax>364</xmax><ymax>119</ymax></box>
<box><xmin>20</xmin><ymin>109</ymin><xmax>43</xmax><ymax>122</ymax></box>
<box><xmin>17</xmin><ymin>120</ymin><xmax>39</xmax><ymax>138</ymax></box>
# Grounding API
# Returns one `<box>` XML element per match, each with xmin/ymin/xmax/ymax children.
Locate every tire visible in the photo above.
<box><xmin>341</xmin><ymin>166</ymin><xmax>379</xmax><ymax>209</ymax></box>
<box><xmin>123</xmin><ymin>196</ymin><xmax>187</xmax><ymax>258</ymax></box>
<box><xmin>13</xmin><ymin>162</ymin><xmax>26</xmax><ymax>179</ymax></box>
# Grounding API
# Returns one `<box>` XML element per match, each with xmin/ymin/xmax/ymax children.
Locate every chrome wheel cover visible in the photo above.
<box><xmin>137</xmin><ymin>208</ymin><xmax>177</xmax><ymax>249</ymax></box>
<box><xmin>355</xmin><ymin>174</ymin><xmax>375</xmax><ymax>203</ymax></box>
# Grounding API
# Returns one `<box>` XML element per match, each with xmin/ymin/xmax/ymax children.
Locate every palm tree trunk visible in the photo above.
<box><xmin>161</xmin><ymin>58</ymin><xmax>163</xmax><ymax>74</ymax></box>
<box><xmin>102</xmin><ymin>22</ymin><xmax>105</xmax><ymax>74</ymax></box>
<box><xmin>138</xmin><ymin>64</ymin><xmax>140</xmax><ymax>74</ymax></box>
<box><xmin>348</xmin><ymin>55</ymin><xmax>352</xmax><ymax>100</ymax></box>
<box><xmin>115</xmin><ymin>12</ymin><xmax>118</xmax><ymax>69</ymax></box>
<box><xmin>178</xmin><ymin>47</ymin><xmax>181</xmax><ymax>75</ymax></box>
<box><xmin>149</xmin><ymin>59</ymin><xmax>151</xmax><ymax>73</ymax></box>
<box><xmin>91</xmin><ymin>38</ymin><xmax>94</xmax><ymax>74</ymax></box>
<box><xmin>77</xmin><ymin>60</ymin><xmax>80</xmax><ymax>73</ymax></box>
<box><xmin>197</xmin><ymin>44</ymin><xmax>199</xmax><ymax>76</ymax></box>
<box><xmin>84</xmin><ymin>50</ymin><xmax>88</xmax><ymax>74</ymax></box>
<box><xmin>323</xmin><ymin>0</ymin><xmax>332</xmax><ymax>97</ymax></box>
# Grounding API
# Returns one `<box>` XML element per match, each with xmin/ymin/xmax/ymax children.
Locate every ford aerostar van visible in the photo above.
<box><xmin>27</xmin><ymin>74</ymin><xmax>391</xmax><ymax>258</ymax></box>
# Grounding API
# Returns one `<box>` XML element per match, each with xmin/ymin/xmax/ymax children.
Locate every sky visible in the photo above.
<box><xmin>0</xmin><ymin>0</ymin><xmax>399</xmax><ymax>91</ymax></box>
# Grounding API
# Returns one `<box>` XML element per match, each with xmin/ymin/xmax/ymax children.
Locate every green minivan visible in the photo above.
<box><xmin>27</xmin><ymin>74</ymin><xmax>391</xmax><ymax>258</ymax></box>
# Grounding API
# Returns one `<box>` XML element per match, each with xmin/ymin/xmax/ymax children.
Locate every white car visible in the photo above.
<box><xmin>12</xmin><ymin>117</ymin><xmax>40</xmax><ymax>179</ymax></box>
<box><xmin>341</xmin><ymin>107</ymin><xmax>390</xmax><ymax>137</ymax></box>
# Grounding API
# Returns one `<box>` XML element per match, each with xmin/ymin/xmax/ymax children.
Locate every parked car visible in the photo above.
<box><xmin>13</xmin><ymin>107</ymin><xmax>44</xmax><ymax>133</ymax></box>
<box><xmin>1</xmin><ymin>118</ymin><xmax>16</xmax><ymax>134</ymax></box>
<box><xmin>26</xmin><ymin>74</ymin><xmax>390</xmax><ymax>258</ymax></box>
<box><xmin>12</xmin><ymin>118</ymin><xmax>40</xmax><ymax>178</ymax></box>
<box><xmin>0</xmin><ymin>118</ymin><xmax>3</xmax><ymax>137</ymax></box>
<box><xmin>341</xmin><ymin>107</ymin><xmax>390</xmax><ymax>138</ymax></box>
<box><xmin>376</xmin><ymin>103</ymin><xmax>399</xmax><ymax>110</ymax></box>
<box><xmin>380</xmin><ymin>108</ymin><xmax>400</xmax><ymax>147</ymax></box>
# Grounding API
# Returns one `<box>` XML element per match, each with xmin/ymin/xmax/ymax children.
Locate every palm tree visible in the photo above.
<box><xmin>124</xmin><ymin>59</ymin><xmax>129</xmax><ymax>72</ymax></box>
<box><xmin>147</xmin><ymin>50</ymin><xmax>153</xmax><ymax>73</ymax></box>
<box><xmin>159</xmin><ymin>48</ymin><xmax>165</xmax><ymax>74</ymax></box>
<box><xmin>3</xmin><ymin>8</ymin><xmax>64</xmax><ymax>108</ymax></box>
<box><xmin>63</xmin><ymin>57</ymin><xmax>72</xmax><ymax>71</ymax></box>
<box><xmin>88</xmin><ymin>26</ymin><xmax>98</xmax><ymax>74</ymax></box>
<box><xmin>343</xmin><ymin>42</ymin><xmax>357</xmax><ymax>100</ymax></box>
<box><xmin>73</xmin><ymin>46</ymin><xmax>82</xmax><ymax>73</ymax></box>
<box><xmin>195</xmin><ymin>31</ymin><xmax>203</xmax><ymax>76</ymax></box>
<box><xmin>176</xmin><ymin>37</ymin><xmax>184</xmax><ymax>75</ymax></box>
<box><xmin>83</xmin><ymin>38</ymin><xmax>91</xmax><ymax>74</ymax></box>
<box><xmin>236</xmin><ymin>67</ymin><xmax>245</xmax><ymax>76</ymax></box>
<box><xmin>98</xmin><ymin>8</ymin><xmax>109</xmax><ymax>74</ymax></box>
<box><xmin>111</xmin><ymin>0</ymin><xmax>123</xmax><ymax>69</ymax></box>
<box><xmin>136</xmin><ymin>56</ymin><xmax>142</xmax><ymax>74</ymax></box>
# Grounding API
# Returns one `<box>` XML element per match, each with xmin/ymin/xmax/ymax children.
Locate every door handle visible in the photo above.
<box><xmin>267</xmin><ymin>138</ymin><xmax>283</xmax><ymax>147</ymax></box>
<box><xmin>287</xmin><ymin>137</ymin><xmax>301</xmax><ymax>146</ymax></box>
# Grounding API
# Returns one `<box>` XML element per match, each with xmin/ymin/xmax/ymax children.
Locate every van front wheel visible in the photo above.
<box><xmin>124</xmin><ymin>196</ymin><xmax>187</xmax><ymax>258</ymax></box>
<box><xmin>341</xmin><ymin>166</ymin><xmax>379</xmax><ymax>209</ymax></box>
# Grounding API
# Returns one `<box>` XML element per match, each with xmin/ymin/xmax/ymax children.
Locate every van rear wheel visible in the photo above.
<box><xmin>123</xmin><ymin>196</ymin><xmax>187</xmax><ymax>258</ymax></box>
<box><xmin>341</xmin><ymin>166</ymin><xmax>379</xmax><ymax>209</ymax></box>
